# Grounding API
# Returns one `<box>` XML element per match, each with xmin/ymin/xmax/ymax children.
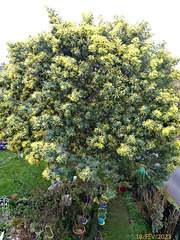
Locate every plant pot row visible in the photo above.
<box><xmin>73</xmin><ymin>210</ymin><xmax>89</xmax><ymax>239</ymax></box>
<box><xmin>73</xmin><ymin>201</ymin><xmax>107</xmax><ymax>239</ymax></box>
<box><xmin>98</xmin><ymin>201</ymin><xmax>107</xmax><ymax>225</ymax></box>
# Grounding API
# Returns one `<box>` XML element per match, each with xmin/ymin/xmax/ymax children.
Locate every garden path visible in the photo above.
<box><xmin>103</xmin><ymin>194</ymin><xmax>130</xmax><ymax>240</ymax></box>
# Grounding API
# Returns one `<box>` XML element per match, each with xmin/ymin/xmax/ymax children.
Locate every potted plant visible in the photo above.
<box><xmin>73</xmin><ymin>224</ymin><xmax>86</xmax><ymax>240</ymax></box>
<box><xmin>79</xmin><ymin>217</ymin><xmax>87</xmax><ymax>225</ymax></box>
<box><xmin>119</xmin><ymin>182</ymin><xmax>127</xmax><ymax>193</ymax></box>
<box><xmin>98</xmin><ymin>213</ymin><xmax>106</xmax><ymax>225</ymax></box>
<box><xmin>72</xmin><ymin>219</ymin><xmax>85</xmax><ymax>240</ymax></box>
<box><xmin>99</xmin><ymin>200</ymin><xmax>107</xmax><ymax>209</ymax></box>
<box><xmin>98</xmin><ymin>207</ymin><xmax>107</xmax><ymax>215</ymax></box>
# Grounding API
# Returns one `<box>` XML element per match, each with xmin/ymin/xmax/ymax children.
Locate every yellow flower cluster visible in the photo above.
<box><xmin>142</xmin><ymin>119</ymin><xmax>155</xmax><ymax>132</ymax></box>
<box><xmin>163</xmin><ymin>105</ymin><xmax>179</xmax><ymax>122</ymax></box>
<box><xmin>162</xmin><ymin>126</ymin><xmax>176</xmax><ymax>137</ymax></box>
<box><xmin>68</xmin><ymin>89</ymin><xmax>82</xmax><ymax>102</ymax></box>
<box><xmin>117</xmin><ymin>143</ymin><xmax>131</xmax><ymax>156</ymax></box>
<box><xmin>78</xmin><ymin>166</ymin><xmax>92</xmax><ymax>181</ymax></box>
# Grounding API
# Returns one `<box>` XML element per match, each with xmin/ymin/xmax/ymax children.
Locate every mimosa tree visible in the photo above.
<box><xmin>0</xmin><ymin>9</ymin><xmax>180</xmax><ymax>188</ymax></box>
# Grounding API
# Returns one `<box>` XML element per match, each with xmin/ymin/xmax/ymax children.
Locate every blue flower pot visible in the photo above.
<box><xmin>99</xmin><ymin>203</ymin><xmax>107</xmax><ymax>209</ymax></box>
<box><xmin>79</xmin><ymin>217</ymin><xmax>87</xmax><ymax>225</ymax></box>
<box><xmin>98</xmin><ymin>214</ymin><xmax>106</xmax><ymax>225</ymax></box>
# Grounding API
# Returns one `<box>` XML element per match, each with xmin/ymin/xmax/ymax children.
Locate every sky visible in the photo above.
<box><xmin>1</xmin><ymin>0</ymin><xmax>180</xmax><ymax>68</ymax></box>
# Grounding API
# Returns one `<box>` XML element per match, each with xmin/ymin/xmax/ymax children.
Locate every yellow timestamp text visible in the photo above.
<box><xmin>136</xmin><ymin>234</ymin><xmax>171</xmax><ymax>239</ymax></box>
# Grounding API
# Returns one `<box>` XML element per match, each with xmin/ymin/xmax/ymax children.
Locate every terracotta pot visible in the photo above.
<box><xmin>73</xmin><ymin>225</ymin><xmax>85</xmax><ymax>240</ymax></box>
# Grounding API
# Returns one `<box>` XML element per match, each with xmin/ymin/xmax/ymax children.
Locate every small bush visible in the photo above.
<box><xmin>124</xmin><ymin>191</ymin><xmax>151</xmax><ymax>238</ymax></box>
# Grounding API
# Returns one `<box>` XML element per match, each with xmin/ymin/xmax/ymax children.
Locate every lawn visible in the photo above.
<box><xmin>103</xmin><ymin>194</ymin><xmax>130</xmax><ymax>240</ymax></box>
<box><xmin>0</xmin><ymin>150</ymin><xmax>50</xmax><ymax>197</ymax></box>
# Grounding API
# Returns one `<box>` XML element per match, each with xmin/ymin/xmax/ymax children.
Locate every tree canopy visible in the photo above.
<box><xmin>0</xmin><ymin>8</ymin><xmax>180</xmax><ymax>187</ymax></box>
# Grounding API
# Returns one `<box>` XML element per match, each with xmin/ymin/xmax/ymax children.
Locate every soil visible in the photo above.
<box><xmin>98</xmin><ymin>214</ymin><xmax>105</xmax><ymax>219</ymax></box>
<box><xmin>80</xmin><ymin>217</ymin><xmax>86</xmax><ymax>223</ymax></box>
<box><xmin>135</xmin><ymin>200</ymin><xmax>149</xmax><ymax>219</ymax></box>
<box><xmin>101</xmin><ymin>201</ymin><xmax>107</xmax><ymax>206</ymax></box>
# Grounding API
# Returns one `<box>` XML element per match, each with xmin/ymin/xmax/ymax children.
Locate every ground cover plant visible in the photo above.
<box><xmin>124</xmin><ymin>191</ymin><xmax>151</xmax><ymax>239</ymax></box>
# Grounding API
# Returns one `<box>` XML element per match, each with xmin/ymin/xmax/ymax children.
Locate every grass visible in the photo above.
<box><xmin>102</xmin><ymin>194</ymin><xmax>130</xmax><ymax>240</ymax></box>
<box><xmin>167</xmin><ymin>194</ymin><xmax>180</xmax><ymax>210</ymax></box>
<box><xmin>0</xmin><ymin>150</ymin><xmax>50</xmax><ymax>197</ymax></box>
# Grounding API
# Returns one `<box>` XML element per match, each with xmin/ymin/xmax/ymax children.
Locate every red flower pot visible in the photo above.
<box><xmin>73</xmin><ymin>225</ymin><xmax>85</xmax><ymax>239</ymax></box>
<box><xmin>119</xmin><ymin>186</ymin><xmax>127</xmax><ymax>193</ymax></box>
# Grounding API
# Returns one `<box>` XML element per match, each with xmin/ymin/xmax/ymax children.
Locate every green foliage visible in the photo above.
<box><xmin>85</xmin><ymin>211</ymin><xmax>98</xmax><ymax>240</ymax></box>
<box><xmin>150</xmin><ymin>204</ymin><xmax>164</xmax><ymax>233</ymax></box>
<box><xmin>12</xmin><ymin>192</ymin><xmax>70</xmax><ymax>239</ymax></box>
<box><xmin>84</xmin><ymin>220</ymin><xmax>92</xmax><ymax>236</ymax></box>
<box><xmin>0</xmin><ymin>221</ymin><xmax>10</xmax><ymax>231</ymax></box>
<box><xmin>142</xmin><ymin>186</ymin><xmax>169</xmax><ymax>233</ymax></box>
<box><xmin>124</xmin><ymin>191</ymin><xmax>151</xmax><ymax>237</ymax></box>
<box><xmin>86</xmin><ymin>205</ymin><xmax>94</xmax><ymax>216</ymax></box>
<box><xmin>0</xmin><ymin>9</ymin><xmax>180</xmax><ymax>187</ymax></box>
<box><xmin>0</xmin><ymin>221</ymin><xmax>11</xmax><ymax>238</ymax></box>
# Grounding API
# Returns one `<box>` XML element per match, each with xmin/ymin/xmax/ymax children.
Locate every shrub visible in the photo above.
<box><xmin>124</xmin><ymin>191</ymin><xmax>151</xmax><ymax>237</ymax></box>
<box><xmin>150</xmin><ymin>204</ymin><xmax>164</xmax><ymax>233</ymax></box>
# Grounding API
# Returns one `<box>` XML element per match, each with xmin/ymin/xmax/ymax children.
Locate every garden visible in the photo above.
<box><xmin>1</xmin><ymin>7</ymin><xmax>180</xmax><ymax>240</ymax></box>
<box><xmin>1</xmin><ymin>150</ymin><xmax>180</xmax><ymax>240</ymax></box>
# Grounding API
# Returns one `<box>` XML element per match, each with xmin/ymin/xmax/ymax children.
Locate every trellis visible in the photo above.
<box><xmin>0</xmin><ymin>197</ymin><xmax>10</xmax><ymax>220</ymax></box>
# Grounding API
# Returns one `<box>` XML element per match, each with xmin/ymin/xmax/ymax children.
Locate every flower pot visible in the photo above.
<box><xmin>98</xmin><ymin>214</ymin><xmax>106</xmax><ymax>225</ymax></box>
<box><xmin>73</xmin><ymin>225</ymin><xmax>85</xmax><ymax>240</ymax></box>
<box><xmin>44</xmin><ymin>226</ymin><xmax>54</xmax><ymax>239</ymax></box>
<box><xmin>99</xmin><ymin>201</ymin><xmax>107</xmax><ymax>209</ymax></box>
<box><xmin>119</xmin><ymin>186</ymin><xmax>126</xmax><ymax>193</ymax></box>
<box><xmin>79</xmin><ymin>217</ymin><xmax>87</xmax><ymax>225</ymax></box>
<box><xmin>98</xmin><ymin>207</ymin><xmax>107</xmax><ymax>215</ymax></box>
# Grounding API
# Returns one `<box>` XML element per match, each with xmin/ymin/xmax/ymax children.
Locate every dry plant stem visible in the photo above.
<box><xmin>142</xmin><ymin>186</ymin><xmax>169</xmax><ymax>219</ymax></box>
<box><xmin>164</xmin><ymin>208</ymin><xmax>180</xmax><ymax>235</ymax></box>
<box><xmin>95</xmin><ymin>231</ymin><xmax>103</xmax><ymax>240</ymax></box>
<box><xmin>72</xmin><ymin>219</ymin><xmax>77</xmax><ymax>227</ymax></box>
